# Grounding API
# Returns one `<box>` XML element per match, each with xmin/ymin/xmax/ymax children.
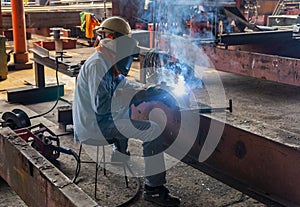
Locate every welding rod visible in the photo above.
<box><xmin>198</xmin><ymin>99</ymin><xmax>233</xmax><ymax>114</ymax></box>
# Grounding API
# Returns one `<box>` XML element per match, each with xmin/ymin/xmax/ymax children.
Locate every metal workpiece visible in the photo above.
<box><xmin>203</xmin><ymin>45</ymin><xmax>300</xmax><ymax>87</ymax></box>
<box><xmin>131</xmin><ymin>101</ymin><xmax>300</xmax><ymax>207</ymax></box>
<box><xmin>6</xmin><ymin>45</ymin><xmax>92</xmax><ymax>104</ymax></box>
<box><xmin>50</xmin><ymin>28</ymin><xmax>68</xmax><ymax>54</ymax></box>
<box><xmin>0</xmin><ymin>127</ymin><xmax>100</xmax><ymax>207</ymax></box>
<box><xmin>30</xmin><ymin>44</ymin><xmax>92</xmax><ymax>77</ymax></box>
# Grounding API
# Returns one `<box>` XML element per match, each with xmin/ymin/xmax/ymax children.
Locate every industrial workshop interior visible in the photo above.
<box><xmin>1</xmin><ymin>0</ymin><xmax>300</xmax><ymax>206</ymax></box>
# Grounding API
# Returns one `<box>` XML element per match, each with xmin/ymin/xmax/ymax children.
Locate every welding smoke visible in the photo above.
<box><xmin>141</xmin><ymin>1</ymin><xmax>228</xmax><ymax>164</ymax></box>
<box><xmin>82</xmin><ymin>0</ymin><xmax>229</xmax><ymax>178</ymax></box>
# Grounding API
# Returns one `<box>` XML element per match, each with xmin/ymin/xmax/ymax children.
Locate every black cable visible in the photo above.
<box><xmin>54</xmin><ymin>145</ymin><xmax>81</xmax><ymax>182</ymax></box>
<box><xmin>143</xmin><ymin>48</ymin><xmax>170</xmax><ymax>84</ymax></box>
<box><xmin>29</xmin><ymin>56</ymin><xmax>62</xmax><ymax>120</ymax></box>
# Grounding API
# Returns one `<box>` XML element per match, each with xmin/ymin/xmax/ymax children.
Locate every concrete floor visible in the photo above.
<box><xmin>1</xmin><ymin>40</ymin><xmax>296</xmax><ymax>206</ymax></box>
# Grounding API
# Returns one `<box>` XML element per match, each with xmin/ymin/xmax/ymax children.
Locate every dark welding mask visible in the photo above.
<box><xmin>115</xmin><ymin>35</ymin><xmax>139</xmax><ymax>76</ymax></box>
<box><xmin>99</xmin><ymin>35</ymin><xmax>139</xmax><ymax>76</ymax></box>
<box><xmin>96</xmin><ymin>17</ymin><xmax>139</xmax><ymax>76</ymax></box>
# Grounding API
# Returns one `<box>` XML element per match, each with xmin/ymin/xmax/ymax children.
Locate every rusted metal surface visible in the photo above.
<box><xmin>25</xmin><ymin>11</ymin><xmax>82</xmax><ymax>29</ymax></box>
<box><xmin>1</xmin><ymin>3</ymin><xmax>112</xmax><ymax>29</ymax></box>
<box><xmin>203</xmin><ymin>45</ymin><xmax>300</xmax><ymax>87</ymax></box>
<box><xmin>132</xmin><ymin>102</ymin><xmax>300</xmax><ymax>207</ymax></box>
<box><xmin>256</xmin><ymin>0</ymin><xmax>278</xmax><ymax>15</ymax></box>
<box><xmin>0</xmin><ymin>127</ymin><xmax>100</xmax><ymax>207</ymax></box>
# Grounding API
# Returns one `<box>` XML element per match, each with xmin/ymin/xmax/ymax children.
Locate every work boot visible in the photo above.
<box><xmin>110</xmin><ymin>149</ymin><xmax>130</xmax><ymax>163</ymax></box>
<box><xmin>144</xmin><ymin>185</ymin><xmax>180</xmax><ymax>207</ymax></box>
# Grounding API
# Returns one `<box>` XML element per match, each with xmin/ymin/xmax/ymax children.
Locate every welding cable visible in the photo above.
<box><xmin>29</xmin><ymin>56</ymin><xmax>62</xmax><ymax>120</ymax></box>
<box><xmin>143</xmin><ymin>48</ymin><xmax>169</xmax><ymax>70</ymax></box>
<box><xmin>143</xmin><ymin>48</ymin><xmax>170</xmax><ymax>86</ymax></box>
<box><xmin>143</xmin><ymin>48</ymin><xmax>161</xmax><ymax>79</ymax></box>
<box><xmin>143</xmin><ymin>48</ymin><xmax>159</xmax><ymax>68</ymax></box>
<box><xmin>143</xmin><ymin>48</ymin><xmax>155</xmax><ymax>68</ymax></box>
<box><xmin>54</xmin><ymin>146</ymin><xmax>81</xmax><ymax>182</ymax></box>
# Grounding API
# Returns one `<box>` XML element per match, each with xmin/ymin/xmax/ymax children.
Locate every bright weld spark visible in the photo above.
<box><xmin>171</xmin><ymin>76</ymin><xmax>187</xmax><ymax>97</ymax></box>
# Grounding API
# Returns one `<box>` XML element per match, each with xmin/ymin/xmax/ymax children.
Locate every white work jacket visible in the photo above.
<box><xmin>73</xmin><ymin>50</ymin><xmax>140</xmax><ymax>144</ymax></box>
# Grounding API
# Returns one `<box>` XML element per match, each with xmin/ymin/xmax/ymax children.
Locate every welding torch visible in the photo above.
<box><xmin>131</xmin><ymin>85</ymin><xmax>233</xmax><ymax>114</ymax></box>
<box><xmin>198</xmin><ymin>99</ymin><xmax>232</xmax><ymax>113</ymax></box>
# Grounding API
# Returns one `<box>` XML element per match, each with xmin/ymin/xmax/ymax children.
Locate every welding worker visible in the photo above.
<box><xmin>72</xmin><ymin>16</ymin><xmax>180</xmax><ymax>207</ymax></box>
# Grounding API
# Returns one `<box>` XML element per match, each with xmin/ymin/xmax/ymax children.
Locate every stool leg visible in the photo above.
<box><xmin>95</xmin><ymin>146</ymin><xmax>99</xmax><ymax>199</ymax></box>
<box><xmin>123</xmin><ymin>164</ymin><xmax>129</xmax><ymax>188</ymax></box>
<box><xmin>102</xmin><ymin>146</ymin><xmax>107</xmax><ymax>176</ymax></box>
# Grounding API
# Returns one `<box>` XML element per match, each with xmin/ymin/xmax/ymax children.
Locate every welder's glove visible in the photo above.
<box><xmin>130</xmin><ymin>86</ymin><xmax>176</xmax><ymax>108</ymax></box>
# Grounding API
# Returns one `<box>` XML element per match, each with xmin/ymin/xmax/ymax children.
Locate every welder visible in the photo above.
<box><xmin>72</xmin><ymin>16</ymin><xmax>180</xmax><ymax>206</ymax></box>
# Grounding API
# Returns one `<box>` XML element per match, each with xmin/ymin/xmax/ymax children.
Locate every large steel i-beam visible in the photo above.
<box><xmin>0</xmin><ymin>127</ymin><xmax>99</xmax><ymax>207</ymax></box>
<box><xmin>132</xmin><ymin>103</ymin><xmax>300</xmax><ymax>207</ymax></box>
<box><xmin>203</xmin><ymin>45</ymin><xmax>300</xmax><ymax>87</ymax></box>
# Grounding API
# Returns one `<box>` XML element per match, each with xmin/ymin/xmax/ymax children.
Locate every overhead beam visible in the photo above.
<box><xmin>1</xmin><ymin>4</ymin><xmax>112</xmax><ymax>29</ymax></box>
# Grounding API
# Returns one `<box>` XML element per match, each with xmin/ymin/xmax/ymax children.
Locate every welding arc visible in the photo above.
<box><xmin>1</xmin><ymin>109</ymin><xmax>31</xmax><ymax>129</ymax></box>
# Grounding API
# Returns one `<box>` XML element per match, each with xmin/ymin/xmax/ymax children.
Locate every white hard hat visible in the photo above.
<box><xmin>96</xmin><ymin>16</ymin><xmax>131</xmax><ymax>35</ymax></box>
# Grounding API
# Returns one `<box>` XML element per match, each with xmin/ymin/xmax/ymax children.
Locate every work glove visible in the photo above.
<box><xmin>130</xmin><ymin>86</ymin><xmax>176</xmax><ymax>108</ymax></box>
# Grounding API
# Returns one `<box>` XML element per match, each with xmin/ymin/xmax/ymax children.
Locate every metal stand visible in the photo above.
<box><xmin>7</xmin><ymin>54</ymin><xmax>64</xmax><ymax>104</ymax></box>
<box><xmin>7</xmin><ymin>34</ymin><xmax>68</xmax><ymax>104</ymax></box>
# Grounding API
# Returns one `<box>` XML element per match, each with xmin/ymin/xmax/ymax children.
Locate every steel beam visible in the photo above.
<box><xmin>0</xmin><ymin>127</ymin><xmax>99</xmax><ymax>207</ymax></box>
<box><xmin>1</xmin><ymin>3</ymin><xmax>112</xmax><ymax>29</ymax></box>
<box><xmin>203</xmin><ymin>45</ymin><xmax>300</xmax><ymax>87</ymax></box>
<box><xmin>132</xmin><ymin>103</ymin><xmax>300</xmax><ymax>207</ymax></box>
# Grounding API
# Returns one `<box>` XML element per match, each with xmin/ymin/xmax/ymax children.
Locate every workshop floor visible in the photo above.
<box><xmin>1</xmin><ymin>39</ymin><xmax>295</xmax><ymax>206</ymax></box>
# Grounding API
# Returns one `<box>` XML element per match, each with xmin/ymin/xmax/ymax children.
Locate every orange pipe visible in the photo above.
<box><xmin>0</xmin><ymin>1</ymin><xmax>3</xmax><ymax>35</ymax></box>
<box><xmin>11</xmin><ymin>0</ymin><xmax>28</xmax><ymax>63</ymax></box>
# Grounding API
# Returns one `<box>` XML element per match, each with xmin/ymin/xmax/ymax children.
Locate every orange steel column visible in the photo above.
<box><xmin>0</xmin><ymin>1</ymin><xmax>3</xmax><ymax>35</ymax></box>
<box><xmin>11</xmin><ymin>0</ymin><xmax>29</xmax><ymax>64</ymax></box>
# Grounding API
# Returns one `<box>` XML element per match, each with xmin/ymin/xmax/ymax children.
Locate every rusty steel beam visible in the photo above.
<box><xmin>203</xmin><ymin>45</ymin><xmax>300</xmax><ymax>87</ymax></box>
<box><xmin>132</xmin><ymin>103</ymin><xmax>300</xmax><ymax>207</ymax></box>
<box><xmin>1</xmin><ymin>4</ymin><xmax>112</xmax><ymax>29</ymax></box>
<box><xmin>0</xmin><ymin>127</ymin><xmax>99</xmax><ymax>207</ymax></box>
<box><xmin>184</xmin><ymin>114</ymin><xmax>300</xmax><ymax>207</ymax></box>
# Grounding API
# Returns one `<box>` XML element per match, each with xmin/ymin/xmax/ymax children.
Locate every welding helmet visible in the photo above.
<box><xmin>97</xmin><ymin>17</ymin><xmax>139</xmax><ymax>76</ymax></box>
<box><xmin>115</xmin><ymin>36</ymin><xmax>139</xmax><ymax>76</ymax></box>
<box><xmin>96</xmin><ymin>16</ymin><xmax>131</xmax><ymax>36</ymax></box>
